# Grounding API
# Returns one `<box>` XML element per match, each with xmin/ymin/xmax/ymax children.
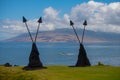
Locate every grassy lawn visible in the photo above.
<box><xmin>0</xmin><ymin>66</ymin><xmax>120</xmax><ymax>80</ymax></box>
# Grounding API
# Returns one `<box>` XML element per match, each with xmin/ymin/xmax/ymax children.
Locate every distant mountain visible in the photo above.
<box><xmin>5</xmin><ymin>28</ymin><xmax>120</xmax><ymax>42</ymax></box>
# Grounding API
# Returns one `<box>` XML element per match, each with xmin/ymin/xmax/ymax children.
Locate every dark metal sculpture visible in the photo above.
<box><xmin>23</xmin><ymin>16</ymin><xmax>34</xmax><ymax>42</ymax></box>
<box><xmin>28</xmin><ymin>43</ymin><xmax>43</xmax><ymax>68</ymax></box>
<box><xmin>35</xmin><ymin>17</ymin><xmax>42</xmax><ymax>42</ymax></box>
<box><xmin>23</xmin><ymin>16</ymin><xmax>43</xmax><ymax>70</ymax></box>
<box><xmin>70</xmin><ymin>20</ymin><xmax>91</xmax><ymax>67</ymax></box>
<box><xmin>70</xmin><ymin>20</ymin><xmax>80</xmax><ymax>44</ymax></box>
<box><xmin>75</xmin><ymin>43</ymin><xmax>91</xmax><ymax>67</ymax></box>
<box><xmin>81</xmin><ymin>20</ymin><xmax>87</xmax><ymax>43</ymax></box>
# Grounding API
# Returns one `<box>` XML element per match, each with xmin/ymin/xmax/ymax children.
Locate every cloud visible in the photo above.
<box><xmin>0</xmin><ymin>19</ymin><xmax>23</xmax><ymax>40</ymax></box>
<box><xmin>41</xmin><ymin>1</ymin><xmax>120</xmax><ymax>33</ymax></box>
<box><xmin>0</xmin><ymin>10</ymin><xmax>69</xmax><ymax>40</ymax></box>
<box><xmin>0</xmin><ymin>1</ymin><xmax>120</xmax><ymax>40</ymax></box>
<box><xmin>70</xmin><ymin>1</ymin><xmax>120</xmax><ymax>33</ymax></box>
<box><xmin>42</xmin><ymin>7</ymin><xmax>69</xmax><ymax>30</ymax></box>
<box><xmin>43</xmin><ymin>7</ymin><xmax>59</xmax><ymax>20</ymax></box>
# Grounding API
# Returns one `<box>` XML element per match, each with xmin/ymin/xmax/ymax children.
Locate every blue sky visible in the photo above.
<box><xmin>0</xmin><ymin>0</ymin><xmax>83</xmax><ymax>20</ymax></box>
<box><xmin>0</xmin><ymin>0</ymin><xmax>119</xmax><ymax>20</ymax></box>
<box><xmin>0</xmin><ymin>0</ymin><xmax>120</xmax><ymax>40</ymax></box>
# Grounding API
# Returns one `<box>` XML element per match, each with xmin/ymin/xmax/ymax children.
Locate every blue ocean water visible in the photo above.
<box><xmin>0</xmin><ymin>42</ymin><xmax>120</xmax><ymax>66</ymax></box>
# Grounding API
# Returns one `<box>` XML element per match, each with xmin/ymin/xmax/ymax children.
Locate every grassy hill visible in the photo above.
<box><xmin>0</xmin><ymin>66</ymin><xmax>120</xmax><ymax>80</ymax></box>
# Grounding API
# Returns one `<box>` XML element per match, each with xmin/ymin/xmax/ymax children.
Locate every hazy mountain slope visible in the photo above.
<box><xmin>5</xmin><ymin>28</ymin><xmax>120</xmax><ymax>42</ymax></box>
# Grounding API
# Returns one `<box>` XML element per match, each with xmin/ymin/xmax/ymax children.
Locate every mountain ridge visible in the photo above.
<box><xmin>5</xmin><ymin>28</ymin><xmax>120</xmax><ymax>42</ymax></box>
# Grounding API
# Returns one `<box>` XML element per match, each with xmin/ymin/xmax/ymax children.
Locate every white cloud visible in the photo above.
<box><xmin>43</xmin><ymin>7</ymin><xmax>69</xmax><ymax>30</ymax></box>
<box><xmin>0</xmin><ymin>1</ymin><xmax>120</xmax><ymax>40</ymax></box>
<box><xmin>43</xmin><ymin>7</ymin><xmax>59</xmax><ymax>20</ymax></box>
<box><xmin>63</xmin><ymin>14</ymin><xmax>70</xmax><ymax>23</ymax></box>
<box><xmin>0</xmin><ymin>19</ymin><xmax>25</xmax><ymax>40</ymax></box>
<box><xmin>70</xmin><ymin>1</ymin><xmax>120</xmax><ymax>33</ymax></box>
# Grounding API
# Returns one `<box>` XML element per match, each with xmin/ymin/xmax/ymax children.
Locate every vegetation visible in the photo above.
<box><xmin>0</xmin><ymin>66</ymin><xmax>120</xmax><ymax>80</ymax></box>
<box><xmin>98</xmin><ymin>61</ymin><xmax>104</xmax><ymax>66</ymax></box>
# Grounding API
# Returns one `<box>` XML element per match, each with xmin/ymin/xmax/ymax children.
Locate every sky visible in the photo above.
<box><xmin>0</xmin><ymin>0</ymin><xmax>120</xmax><ymax>40</ymax></box>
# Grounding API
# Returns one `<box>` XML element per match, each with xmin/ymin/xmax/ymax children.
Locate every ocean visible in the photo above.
<box><xmin>0</xmin><ymin>42</ymin><xmax>120</xmax><ymax>66</ymax></box>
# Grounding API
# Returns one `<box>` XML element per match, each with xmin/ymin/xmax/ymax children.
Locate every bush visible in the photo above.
<box><xmin>98</xmin><ymin>61</ymin><xmax>104</xmax><ymax>66</ymax></box>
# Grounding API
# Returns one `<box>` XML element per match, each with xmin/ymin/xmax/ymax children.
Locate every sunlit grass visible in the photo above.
<box><xmin>0</xmin><ymin>66</ymin><xmax>120</xmax><ymax>80</ymax></box>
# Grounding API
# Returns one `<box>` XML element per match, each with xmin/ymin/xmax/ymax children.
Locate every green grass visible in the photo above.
<box><xmin>0</xmin><ymin>66</ymin><xmax>120</xmax><ymax>80</ymax></box>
